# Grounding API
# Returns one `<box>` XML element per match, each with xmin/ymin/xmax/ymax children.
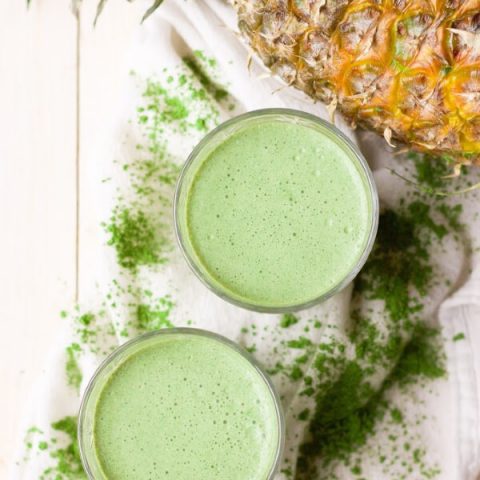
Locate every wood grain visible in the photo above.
<box><xmin>0</xmin><ymin>0</ymin><xmax>142</xmax><ymax>475</ymax></box>
<box><xmin>0</xmin><ymin>0</ymin><xmax>77</xmax><ymax>475</ymax></box>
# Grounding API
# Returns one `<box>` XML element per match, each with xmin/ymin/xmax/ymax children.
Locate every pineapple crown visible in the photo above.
<box><xmin>26</xmin><ymin>0</ymin><xmax>163</xmax><ymax>23</ymax></box>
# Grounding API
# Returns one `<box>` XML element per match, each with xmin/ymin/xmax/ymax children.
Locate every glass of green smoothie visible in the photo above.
<box><xmin>78</xmin><ymin>328</ymin><xmax>284</xmax><ymax>480</ymax></box>
<box><xmin>175</xmin><ymin>109</ymin><xmax>379</xmax><ymax>312</ymax></box>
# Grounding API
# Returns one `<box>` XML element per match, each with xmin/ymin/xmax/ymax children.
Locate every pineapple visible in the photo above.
<box><xmin>59</xmin><ymin>0</ymin><xmax>480</xmax><ymax>161</ymax></box>
<box><xmin>234</xmin><ymin>0</ymin><xmax>480</xmax><ymax>161</ymax></box>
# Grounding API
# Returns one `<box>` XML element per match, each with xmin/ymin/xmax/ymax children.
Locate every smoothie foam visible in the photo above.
<box><xmin>86</xmin><ymin>332</ymin><xmax>280</xmax><ymax>480</ymax></box>
<box><xmin>180</xmin><ymin>113</ymin><xmax>375</xmax><ymax>309</ymax></box>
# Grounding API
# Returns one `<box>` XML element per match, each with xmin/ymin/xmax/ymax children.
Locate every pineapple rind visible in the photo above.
<box><xmin>235</xmin><ymin>0</ymin><xmax>480</xmax><ymax>161</ymax></box>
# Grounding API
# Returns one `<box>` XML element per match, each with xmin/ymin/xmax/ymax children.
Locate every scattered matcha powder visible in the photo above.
<box><xmin>65</xmin><ymin>343</ymin><xmax>82</xmax><ymax>392</ymax></box>
<box><xmin>105</xmin><ymin>52</ymin><xmax>236</xmax><ymax>273</ymax></box>
<box><xmin>106</xmin><ymin>208</ymin><xmax>168</xmax><ymax>271</ymax></box>
<box><xmin>453</xmin><ymin>332</ymin><xmax>465</xmax><ymax>342</ymax></box>
<box><xmin>38</xmin><ymin>417</ymin><xmax>85</xmax><ymax>480</ymax></box>
<box><xmin>280</xmin><ymin>313</ymin><xmax>300</xmax><ymax>328</ymax></box>
<box><xmin>136</xmin><ymin>296</ymin><xmax>174</xmax><ymax>331</ymax></box>
<box><xmin>291</xmin><ymin>153</ymin><xmax>466</xmax><ymax>479</ymax></box>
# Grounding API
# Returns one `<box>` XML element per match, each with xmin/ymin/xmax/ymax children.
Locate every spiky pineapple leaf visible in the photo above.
<box><xmin>94</xmin><ymin>0</ymin><xmax>163</xmax><ymax>24</ymax></box>
<box><xmin>94</xmin><ymin>0</ymin><xmax>108</xmax><ymax>25</ymax></box>
<box><xmin>28</xmin><ymin>0</ymin><xmax>162</xmax><ymax>23</ymax></box>
<box><xmin>141</xmin><ymin>0</ymin><xmax>164</xmax><ymax>22</ymax></box>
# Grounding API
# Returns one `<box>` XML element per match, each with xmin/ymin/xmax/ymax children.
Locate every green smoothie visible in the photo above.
<box><xmin>178</xmin><ymin>112</ymin><xmax>376</xmax><ymax>309</ymax></box>
<box><xmin>87</xmin><ymin>331</ymin><xmax>281</xmax><ymax>480</ymax></box>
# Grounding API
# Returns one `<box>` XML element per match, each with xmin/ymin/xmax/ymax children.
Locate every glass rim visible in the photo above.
<box><xmin>174</xmin><ymin>108</ymin><xmax>379</xmax><ymax>313</ymax></box>
<box><xmin>78</xmin><ymin>327</ymin><xmax>286</xmax><ymax>480</ymax></box>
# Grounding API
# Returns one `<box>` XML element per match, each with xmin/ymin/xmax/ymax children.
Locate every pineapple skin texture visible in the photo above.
<box><xmin>234</xmin><ymin>0</ymin><xmax>480</xmax><ymax>161</ymax></box>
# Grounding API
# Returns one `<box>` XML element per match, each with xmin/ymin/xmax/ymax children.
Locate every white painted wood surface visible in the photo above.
<box><xmin>0</xmin><ymin>0</ymin><xmax>143</xmax><ymax>474</ymax></box>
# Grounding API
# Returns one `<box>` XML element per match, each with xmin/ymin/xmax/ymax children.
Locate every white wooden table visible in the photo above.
<box><xmin>0</xmin><ymin>1</ymin><xmax>146</xmax><ymax>474</ymax></box>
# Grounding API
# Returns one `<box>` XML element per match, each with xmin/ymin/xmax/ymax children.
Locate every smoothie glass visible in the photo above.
<box><xmin>174</xmin><ymin>109</ymin><xmax>379</xmax><ymax>313</ymax></box>
<box><xmin>78</xmin><ymin>328</ymin><xmax>285</xmax><ymax>480</ymax></box>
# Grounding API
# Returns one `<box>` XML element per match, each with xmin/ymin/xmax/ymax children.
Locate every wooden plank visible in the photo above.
<box><xmin>78</xmin><ymin>0</ymin><xmax>144</xmax><ymax>299</ymax></box>
<box><xmin>0</xmin><ymin>1</ymin><xmax>77</xmax><ymax>474</ymax></box>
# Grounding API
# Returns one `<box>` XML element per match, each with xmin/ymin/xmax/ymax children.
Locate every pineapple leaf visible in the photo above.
<box><xmin>93</xmin><ymin>0</ymin><xmax>161</xmax><ymax>24</ymax></box>
<box><xmin>71</xmin><ymin>0</ymin><xmax>82</xmax><ymax>15</ymax></box>
<box><xmin>94</xmin><ymin>0</ymin><xmax>108</xmax><ymax>25</ymax></box>
<box><xmin>142</xmin><ymin>0</ymin><xmax>164</xmax><ymax>22</ymax></box>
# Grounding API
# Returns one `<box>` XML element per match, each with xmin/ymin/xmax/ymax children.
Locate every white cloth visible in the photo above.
<box><xmin>11</xmin><ymin>0</ymin><xmax>480</xmax><ymax>479</ymax></box>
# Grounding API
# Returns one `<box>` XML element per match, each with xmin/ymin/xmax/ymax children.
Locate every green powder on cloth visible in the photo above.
<box><xmin>290</xmin><ymin>152</ymin><xmax>473</xmax><ymax>478</ymax></box>
<box><xmin>45</xmin><ymin>417</ymin><xmax>84</xmax><ymax>479</ymax></box>
<box><xmin>105</xmin><ymin>53</ymin><xmax>236</xmax><ymax>273</ymax></box>
<box><xmin>106</xmin><ymin>208</ymin><xmax>169</xmax><ymax>271</ymax></box>
<box><xmin>293</xmin><ymin>189</ymin><xmax>460</xmax><ymax>478</ymax></box>
<box><xmin>453</xmin><ymin>332</ymin><xmax>466</xmax><ymax>342</ymax></box>
<box><xmin>281</xmin><ymin>314</ymin><xmax>300</xmax><ymax>328</ymax></box>
<box><xmin>65</xmin><ymin>343</ymin><xmax>82</xmax><ymax>392</ymax></box>
<box><xmin>26</xmin><ymin>417</ymin><xmax>86</xmax><ymax>480</ymax></box>
<box><xmin>135</xmin><ymin>296</ymin><xmax>174</xmax><ymax>331</ymax></box>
